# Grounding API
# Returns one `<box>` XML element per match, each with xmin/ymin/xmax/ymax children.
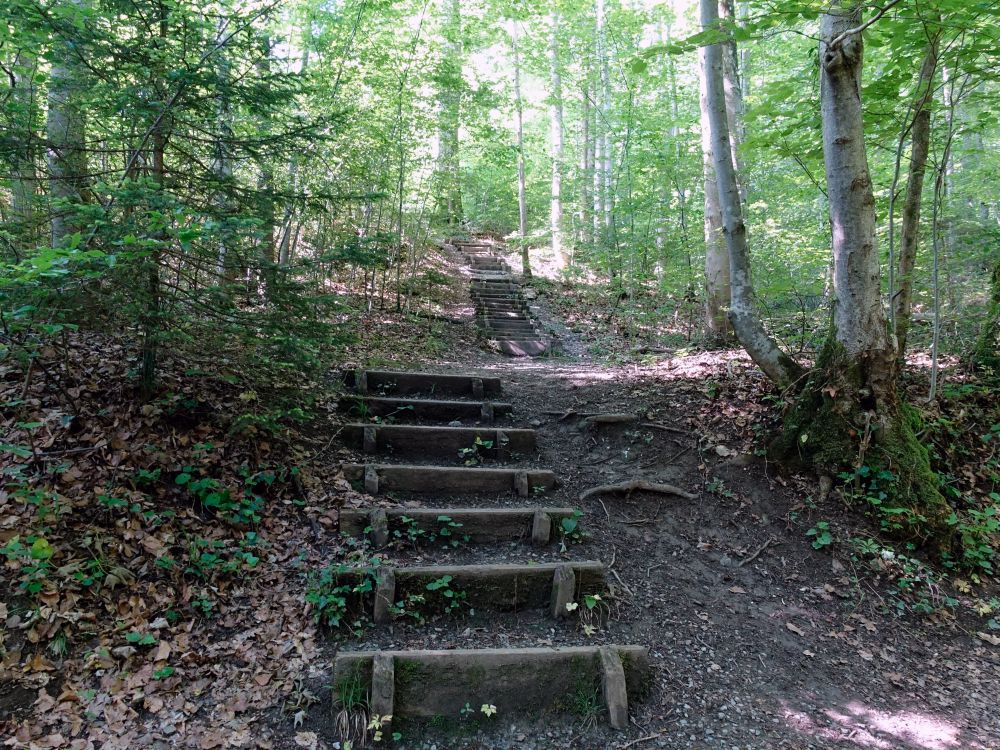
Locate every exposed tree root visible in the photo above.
<box><xmin>580</xmin><ymin>479</ymin><xmax>696</xmax><ymax>501</ymax></box>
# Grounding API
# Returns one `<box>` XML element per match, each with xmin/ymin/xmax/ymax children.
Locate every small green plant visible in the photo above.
<box><xmin>389</xmin><ymin>592</ymin><xmax>427</xmax><ymax>624</ymax></box>
<box><xmin>153</xmin><ymin>666</ymin><xmax>175</xmax><ymax>680</ymax></box>
<box><xmin>175</xmin><ymin>468</ymin><xmax>267</xmax><ymax>527</ymax></box>
<box><xmin>945</xmin><ymin>501</ymin><xmax>999</xmax><ymax>574</ymax></box>
<box><xmin>425</xmin><ymin>574</ymin><xmax>467</xmax><ymax>615</ymax></box>
<box><xmin>305</xmin><ymin>559</ymin><xmax>382</xmax><ymax>632</ymax></box>
<box><xmin>334</xmin><ymin>667</ymin><xmax>370</xmax><ymax>746</ymax></box>
<box><xmin>2</xmin><ymin>534</ymin><xmax>55</xmax><ymax>596</ymax></box>
<box><xmin>806</xmin><ymin>521</ymin><xmax>833</xmax><ymax>549</ymax></box>
<box><xmin>433</xmin><ymin>515</ymin><xmax>469</xmax><ymax>549</ymax></box>
<box><xmin>458</xmin><ymin>436</ymin><xmax>493</xmax><ymax>466</ymax></box>
<box><xmin>558</xmin><ymin>510</ymin><xmax>585</xmax><ymax>552</ymax></box>
<box><xmin>125</xmin><ymin>631</ymin><xmax>156</xmax><ymax>647</ymax></box>
<box><xmin>391</xmin><ymin>515</ymin><xmax>469</xmax><ymax>549</ymax></box>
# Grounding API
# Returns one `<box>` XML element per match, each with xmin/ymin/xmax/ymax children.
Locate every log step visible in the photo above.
<box><xmin>498</xmin><ymin>340</ymin><xmax>550</xmax><ymax>357</ymax></box>
<box><xmin>338</xmin><ymin>397</ymin><xmax>511</xmax><ymax>422</ymax></box>
<box><xmin>365</xmin><ymin>561</ymin><xmax>605</xmax><ymax>621</ymax></box>
<box><xmin>340</xmin><ymin>506</ymin><xmax>578</xmax><ymax>545</ymax></box>
<box><xmin>342</xmin><ymin>463</ymin><xmax>558</xmax><ymax>495</ymax></box>
<box><xmin>344</xmin><ymin>369</ymin><xmax>502</xmax><ymax>398</ymax></box>
<box><xmin>332</xmin><ymin>646</ymin><xmax>648</xmax><ymax>729</ymax></box>
<box><xmin>341</xmin><ymin>424</ymin><xmax>536</xmax><ymax>457</ymax></box>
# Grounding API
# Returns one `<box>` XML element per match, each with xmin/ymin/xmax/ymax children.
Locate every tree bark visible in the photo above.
<box><xmin>893</xmin><ymin>32</ymin><xmax>939</xmax><ymax>354</ymax></box>
<box><xmin>699</xmin><ymin>33</ymin><xmax>730</xmax><ymax>343</ymax></box>
<box><xmin>11</xmin><ymin>51</ymin><xmax>39</xmax><ymax>249</ymax></box>
<box><xmin>549</xmin><ymin>11</ymin><xmax>567</xmax><ymax>269</ymax></box>
<box><xmin>701</xmin><ymin>0</ymin><xmax>800</xmax><ymax>384</ymax></box>
<box><xmin>511</xmin><ymin>20</ymin><xmax>531</xmax><ymax>277</ymax></box>
<box><xmin>719</xmin><ymin>0</ymin><xmax>746</xmax><ymax>205</ymax></box>
<box><xmin>47</xmin><ymin>0</ymin><xmax>90</xmax><ymax>248</ymax></box>
<box><xmin>775</xmin><ymin>2</ymin><xmax>950</xmax><ymax>546</ymax></box>
<box><xmin>580</xmin><ymin>76</ymin><xmax>592</xmax><ymax>250</ymax></box>
<box><xmin>436</xmin><ymin>0</ymin><xmax>463</xmax><ymax>226</ymax></box>
<box><xmin>820</xmin><ymin>7</ymin><xmax>892</xmax><ymax>371</ymax></box>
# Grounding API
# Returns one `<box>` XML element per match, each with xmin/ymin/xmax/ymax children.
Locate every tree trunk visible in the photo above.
<box><xmin>973</xmin><ymin>259</ymin><xmax>1000</xmax><ymax>377</ymax></box>
<box><xmin>549</xmin><ymin>11</ymin><xmax>567</xmax><ymax>269</ymax></box>
<box><xmin>701</xmin><ymin>0</ymin><xmax>799</xmax><ymax>384</ymax></box>
<box><xmin>11</xmin><ymin>51</ymin><xmax>39</xmax><ymax>250</ymax></box>
<box><xmin>212</xmin><ymin>17</ymin><xmax>234</xmax><ymax>280</ymax></box>
<box><xmin>141</xmin><ymin>0</ymin><xmax>168</xmax><ymax>398</ymax></box>
<box><xmin>511</xmin><ymin>20</ymin><xmax>531</xmax><ymax>278</ymax></box>
<box><xmin>580</xmin><ymin>76</ymin><xmax>592</xmax><ymax>250</ymax></box>
<box><xmin>436</xmin><ymin>0</ymin><xmax>463</xmax><ymax>226</ymax></box>
<box><xmin>47</xmin><ymin>0</ymin><xmax>89</xmax><ymax>248</ymax></box>
<box><xmin>257</xmin><ymin>35</ymin><xmax>277</xmax><ymax>298</ymax></box>
<box><xmin>893</xmin><ymin>32</ymin><xmax>939</xmax><ymax>355</ymax></box>
<box><xmin>775</xmin><ymin>2</ymin><xmax>949</xmax><ymax>545</ymax></box>
<box><xmin>699</xmin><ymin>35</ymin><xmax>730</xmax><ymax>343</ymax></box>
<box><xmin>719</xmin><ymin>0</ymin><xmax>746</xmax><ymax>205</ymax></box>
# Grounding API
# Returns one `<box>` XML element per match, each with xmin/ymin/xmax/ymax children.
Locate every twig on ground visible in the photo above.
<box><xmin>598</xmin><ymin>497</ymin><xmax>611</xmax><ymax>521</ymax></box>
<box><xmin>612</xmin><ymin>568</ymin><xmax>634</xmax><ymax>598</ymax></box>
<box><xmin>737</xmin><ymin>537</ymin><xmax>782</xmax><ymax>568</ymax></box>
<box><xmin>580</xmin><ymin>479</ymin><xmax>696</xmax><ymax>502</ymax></box>
<box><xmin>640</xmin><ymin>422</ymin><xmax>690</xmax><ymax>436</ymax></box>
<box><xmin>618</xmin><ymin>733</ymin><xmax>664</xmax><ymax>749</ymax></box>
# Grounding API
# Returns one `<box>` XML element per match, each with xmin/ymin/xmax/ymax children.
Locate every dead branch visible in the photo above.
<box><xmin>640</xmin><ymin>422</ymin><xmax>690</xmax><ymax>436</ymax></box>
<box><xmin>736</xmin><ymin>537</ymin><xmax>781</xmax><ymax>568</ymax></box>
<box><xmin>580</xmin><ymin>479</ymin><xmax>696</xmax><ymax>502</ymax></box>
<box><xmin>583</xmin><ymin>413</ymin><xmax>639</xmax><ymax>428</ymax></box>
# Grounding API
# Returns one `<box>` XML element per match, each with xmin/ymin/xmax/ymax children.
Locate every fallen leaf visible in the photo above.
<box><xmin>858</xmin><ymin>649</ymin><xmax>874</xmax><ymax>661</ymax></box>
<box><xmin>728</xmin><ymin>586</ymin><xmax>746</xmax><ymax>594</ymax></box>
<box><xmin>786</xmin><ymin>622</ymin><xmax>805</xmax><ymax>636</ymax></box>
<box><xmin>976</xmin><ymin>632</ymin><xmax>1000</xmax><ymax>646</ymax></box>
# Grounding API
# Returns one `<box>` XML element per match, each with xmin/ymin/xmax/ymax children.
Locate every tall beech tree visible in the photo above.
<box><xmin>774</xmin><ymin>2</ymin><xmax>950</xmax><ymax>539</ymax></box>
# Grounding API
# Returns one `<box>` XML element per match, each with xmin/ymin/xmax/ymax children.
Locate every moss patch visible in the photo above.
<box><xmin>772</xmin><ymin>337</ymin><xmax>952</xmax><ymax>548</ymax></box>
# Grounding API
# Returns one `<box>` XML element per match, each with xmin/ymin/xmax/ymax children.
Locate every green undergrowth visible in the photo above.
<box><xmin>773</xmin><ymin>341</ymin><xmax>952</xmax><ymax>548</ymax></box>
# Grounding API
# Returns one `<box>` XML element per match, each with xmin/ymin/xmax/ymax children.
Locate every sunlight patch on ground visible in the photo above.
<box><xmin>782</xmin><ymin>699</ymin><xmax>982</xmax><ymax>750</ymax></box>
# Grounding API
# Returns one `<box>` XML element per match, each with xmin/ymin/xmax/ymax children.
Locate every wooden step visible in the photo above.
<box><xmin>338</xmin><ymin>397</ymin><xmax>511</xmax><ymax>422</ymax></box>
<box><xmin>341</xmin><ymin>424</ymin><xmax>536</xmax><ymax>457</ymax></box>
<box><xmin>362</xmin><ymin>561</ymin><xmax>606</xmax><ymax>622</ymax></box>
<box><xmin>498</xmin><ymin>340</ymin><xmax>550</xmax><ymax>357</ymax></box>
<box><xmin>332</xmin><ymin>646</ymin><xmax>649</xmax><ymax>729</ymax></box>
<box><xmin>344</xmin><ymin>370</ymin><xmax>502</xmax><ymax>398</ymax></box>
<box><xmin>342</xmin><ymin>463</ymin><xmax>557</xmax><ymax>496</ymax></box>
<box><xmin>340</xmin><ymin>506</ymin><xmax>578</xmax><ymax>545</ymax></box>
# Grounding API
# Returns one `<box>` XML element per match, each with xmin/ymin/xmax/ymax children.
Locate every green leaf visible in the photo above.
<box><xmin>30</xmin><ymin>538</ymin><xmax>55</xmax><ymax>560</ymax></box>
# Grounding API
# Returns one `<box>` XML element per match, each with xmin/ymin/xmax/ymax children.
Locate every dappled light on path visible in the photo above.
<box><xmin>782</xmin><ymin>698</ymin><xmax>979</xmax><ymax>750</ymax></box>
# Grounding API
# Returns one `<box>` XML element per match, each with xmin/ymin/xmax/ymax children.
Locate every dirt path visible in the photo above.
<box><xmin>317</xmin><ymin>345</ymin><xmax>999</xmax><ymax>749</ymax></box>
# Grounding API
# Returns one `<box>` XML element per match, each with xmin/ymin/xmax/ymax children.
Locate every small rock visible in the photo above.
<box><xmin>529</xmin><ymin>419</ymin><xmax>542</xmax><ymax>428</ymax></box>
<box><xmin>448</xmin><ymin>420</ymin><xmax>462</xmax><ymax>427</ymax></box>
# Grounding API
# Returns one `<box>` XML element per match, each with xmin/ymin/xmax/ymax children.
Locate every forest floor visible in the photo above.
<box><xmin>2</xmin><ymin>247</ymin><xmax>999</xmax><ymax>750</ymax></box>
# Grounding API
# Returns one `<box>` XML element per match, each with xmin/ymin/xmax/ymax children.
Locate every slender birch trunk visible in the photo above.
<box><xmin>699</xmin><ymin>38</ymin><xmax>730</xmax><ymax>343</ymax></box>
<box><xmin>436</xmin><ymin>0</ymin><xmax>463</xmax><ymax>226</ymax></box>
<box><xmin>701</xmin><ymin>0</ymin><xmax>800</xmax><ymax>384</ymax></box>
<box><xmin>511</xmin><ymin>20</ymin><xmax>531</xmax><ymax>277</ymax></box>
<box><xmin>11</xmin><ymin>51</ymin><xmax>39</xmax><ymax>249</ymax></box>
<box><xmin>893</xmin><ymin>31</ymin><xmax>939</xmax><ymax>354</ymax></box>
<box><xmin>549</xmin><ymin>11</ymin><xmax>567</xmax><ymax>269</ymax></box>
<box><xmin>580</xmin><ymin>77</ymin><xmax>592</xmax><ymax>250</ymax></box>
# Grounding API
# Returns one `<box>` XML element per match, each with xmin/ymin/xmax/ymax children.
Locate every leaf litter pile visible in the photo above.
<box><xmin>1</xmin><ymin>332</ymin><xmax>358</xmax><ymax>749</ymax></box>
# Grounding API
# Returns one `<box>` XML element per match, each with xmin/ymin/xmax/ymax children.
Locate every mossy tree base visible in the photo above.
<box><xmin>771</xmin><ymin>337</ymin><xmax>953</xmax><ymax>548</ymax></box>
<box><xmin>973</xmin><ymin>260</ymin><xmax>1000</xmax><ymax>378</ymax></box>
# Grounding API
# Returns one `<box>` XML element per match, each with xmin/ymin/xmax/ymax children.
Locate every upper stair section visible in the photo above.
<box><xmin>449</xmin><ymin>238</ymin><xmax>556</xmax><ymax>358</ymax></box>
